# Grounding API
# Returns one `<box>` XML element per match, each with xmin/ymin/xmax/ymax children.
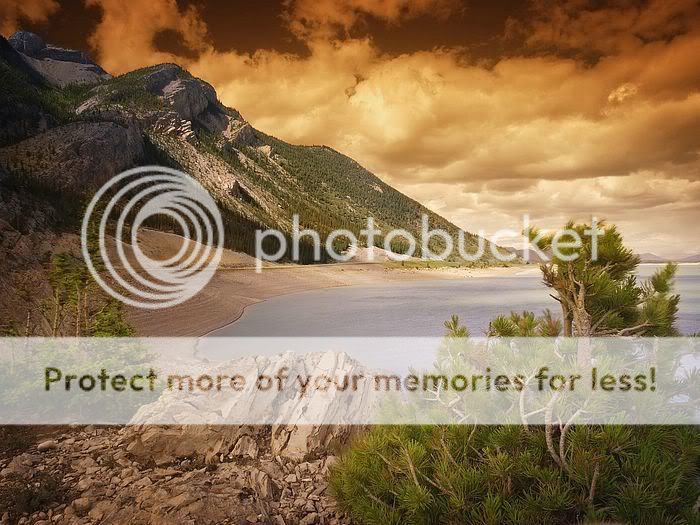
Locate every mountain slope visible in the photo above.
<box><xmin>0</xmin><ymin>31</ymin><xmax>503</xmax><ymax>265</ymax></box>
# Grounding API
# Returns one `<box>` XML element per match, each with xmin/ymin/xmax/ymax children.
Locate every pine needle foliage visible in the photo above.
<box><xmin>528</xmin><ymin>220</ymin><xmax>680</xmax><ymax>336</ymax></box>
<box><xmin>331</xmin><ymin>423</ymin><xmax>699</xmax><ymax>524</ymax></box>
<box><xmin>331</xmin><ymin>222</ymin><xmax>698</xmax><ymax>524</ymax></box>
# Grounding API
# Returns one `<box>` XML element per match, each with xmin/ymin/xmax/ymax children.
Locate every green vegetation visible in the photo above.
<box><xmin>486</xmin><ymin>309</ymin><xmax>562</xmax><ymax>337</ymax></box>
<box><xmin>261</xmin><ymin>134</ymin><xmax>493</xmax><ymax>261</ymax></box>
<box><xmin>331</xmin><ymin>221</ymin><xmax>699</xmax><ymax>524</ymax></box>
<box><xmin>45</xmin><ymin>252</ymin><xmax>134</xmax><ymax>337</ymax></box>
<box><xmin>529</xmin><ymin>220</ymin><xmax>679</xmax><ymax>336</ymax></box>
<box><xmin>0</xmin><ymin>61</ymin><xmax>89</xmax><ymax>120</ymax></box>
<box><xmin>196</xmin><ymin>124</ymin><xmax>502</xmax><ymax>264</ymax></box>
<box><xmin>141</xmin><ymin>135</ymin><xmax>331</xmax><ymax>263</ymax></box>
<box><xmin>96</xmin><ymin>67</ymin><xmax>166</xmax><ymax>110</ymax></box>
<box><xmin>0</xmin><ymin>166</ymin><xmax>134</xmax><ymax>336</ymax></box>
<box><xmin>331</xmin><ymin>423</ymin><xmax>699</xmax><ymax>525</ymax></box>
<box><xmin>0</xmin><ymin>60</ymin><xmax>90</xmax><ymax>145</ymax></box>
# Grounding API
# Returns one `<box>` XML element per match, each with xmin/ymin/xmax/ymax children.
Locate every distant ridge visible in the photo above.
<box><xmin>637</xmin><ymin>252</ymin><xmax>669</xmax><ymax>263</ymax></box>
<box><xmin>637</xmin><ymin>253</ymin><xmax>700</xmax><ymax>263</ymax></box>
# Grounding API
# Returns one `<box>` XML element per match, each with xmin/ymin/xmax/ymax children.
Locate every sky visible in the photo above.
<box><xmin>2</xmin><ymin>0</ymin><xmax>699</xmax><ymax>258</ymax></box>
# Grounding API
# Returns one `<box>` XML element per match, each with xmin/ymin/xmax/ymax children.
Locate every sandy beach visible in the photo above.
<box><xmin>125</xmin><ymin>230</ymin><xmax>529</xmax><ymax>336</ymax></box>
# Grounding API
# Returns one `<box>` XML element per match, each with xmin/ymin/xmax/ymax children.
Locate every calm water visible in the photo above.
<box><xmin>210</xmin><ymin>264</ymin><xmax>700</xmax><ymax>337</ymax></box>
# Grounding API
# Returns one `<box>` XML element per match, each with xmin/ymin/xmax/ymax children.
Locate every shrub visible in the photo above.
<box><xmin>330</xmin><ymin>424</ymin><xmax>700</xmax><ymax>524</ymax></box>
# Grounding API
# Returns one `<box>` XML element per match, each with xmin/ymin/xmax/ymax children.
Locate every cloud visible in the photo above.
<box><xmin>520</xmin><ymin>0</ymin><xmax>700</xmax><ymax>55</ymax></box>
<box><xmin>188</xmin><ymin>38</ymin><xmax>700</xmax><ymax>183</ymax></box>
<box><xmin>282</xmin><ymin>0</ymin><xmax>464</xmax><ymax>40</ymax></box>
<box><xmin>85</xmin><ymin>0</ymin><xmax>210</xmax><ymax>75</ymax></box>
<box><xmin>400</xmin><ymin>174</ymin><xmax>700</xmax><ymax>257</ymax></box>
<box><xmin>0</xmin><ymin>0</ymin><xmax>59</xmax><ymax>35</ymax></box>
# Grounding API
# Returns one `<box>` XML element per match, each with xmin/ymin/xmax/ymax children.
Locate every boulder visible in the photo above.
<box><xmin>37</xmin><ymin>439</ymin><xmax>57</xmax><ymax>452</ymax></box>
<box><xmin>231</xmin><ymin>435</ymin><xmax>259</xmax><ymax>458</ymax></box>
<box><xmin>72</xmin><ymin>497</ymin><xmax>93</xmax><ymax>515</ymax></box>
<box><xmin>124</xmin><ymin>351</ymin><xmax>376</xmax><ymax>462</ymax></box>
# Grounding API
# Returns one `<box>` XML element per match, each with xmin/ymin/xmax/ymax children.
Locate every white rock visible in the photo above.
<box><xmin>37</xmin><ymin>440</ymin><xmax>57</xmax><ymax>452</ymax></box>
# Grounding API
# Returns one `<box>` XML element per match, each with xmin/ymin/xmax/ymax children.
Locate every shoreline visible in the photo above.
<box><xmin>123</xmin><ymin>229</ymin><xmax>530</xmax><ymax>337</ymax></box>
<box><xmin>127</xmin><ymin>259</ymin><xmax>530</xmax><ymax>337</ymax></box>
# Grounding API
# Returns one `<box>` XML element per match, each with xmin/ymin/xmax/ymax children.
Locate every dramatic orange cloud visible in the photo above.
<box><xmin>0</xmin><ymin>0</ymin><xmax>58</xmax><ymax>34</ymax></box>
<box><xmin>283</xmin><ymin>0</ymin><xmax>464</xmax><ymax>39</ymax></box>
<box><xmin>85</xmin><ymin>0</ymin><xmax>209</xmax><ymax>74</ymax></box>
<box><xmin>520</xmin><ymin>0</ymin><xmax>700</xmax><ymax>54</ymax></box>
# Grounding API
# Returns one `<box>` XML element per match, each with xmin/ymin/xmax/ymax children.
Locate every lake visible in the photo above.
<box><xmin>209</xmin><ymin>264</ymin><xmax>700</xmax><ymax>337</ymax></box>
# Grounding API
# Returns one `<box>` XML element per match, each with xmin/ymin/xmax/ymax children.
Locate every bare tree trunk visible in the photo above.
<box><xmin>571</xmin><ymin>277</ymin><xmax>593</xmax><ymax>367</ymax></box>
<box><xmin>51</xmin><ymin>291</ymin><xmax>60</xmax><ymax>336</ymax></box>
<box><xmin>561</xmin><ymin>301</ymin><xmax>572</xmax><ymax>336</ymax></box>
<box><xmin>24</xmin><ymin>309</ymin><xmax>31</xmax><ymax>336</ymax></box>
<box><xmin>75</xmin><ymin>286</ymin><xmax>81</xmax><ymax>337</ymax></box>
<box><xmin>83</xmin><ymin>289</ymin><xmax>89</xmax><ymax>336</ymax></box>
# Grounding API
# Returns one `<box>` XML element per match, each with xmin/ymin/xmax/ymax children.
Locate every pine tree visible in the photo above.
<box><xmin>527</xmin><ymin>220</ymin><xmax>679</xmax><ymax>337</ymax></box>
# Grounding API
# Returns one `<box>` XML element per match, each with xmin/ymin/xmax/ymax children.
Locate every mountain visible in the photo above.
<box><xmin>636</xmin><ymin>253</ymin><xmax>700</xmax><ymax>263</ymax></box>
<box><xmin>6</xmin><ymin>31</ymin><xmax>110</xmax><ymax>86</ymax></box>
<box><xmin>0</xmin><ymin>31</ymin><xmax>503</xmax><ymax>265</ymax></box>
<box><xmin>504</xmin><ymin>246</ymin><xmax>549</xmax><ymax>264</ymax></box>
<box><xmin>637</xmin><ymin>252</ymin><xmax>669</xmax><ymax>263</ymax></box>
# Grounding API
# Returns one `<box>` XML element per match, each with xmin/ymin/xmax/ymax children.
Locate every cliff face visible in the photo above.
<box><xmin>0</xmin><ymin>120</ymin><xmax>144</xmax><ymax>192</ymax></box>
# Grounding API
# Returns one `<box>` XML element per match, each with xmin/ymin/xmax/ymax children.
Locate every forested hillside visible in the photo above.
<box><xmin>1</xmin><ymin>31</ymin><xmax>503</xmax><ymax>265</ymax></box>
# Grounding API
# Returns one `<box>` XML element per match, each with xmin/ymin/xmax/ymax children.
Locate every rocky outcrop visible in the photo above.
<box><xmin>136</xmin><ymin>64</ymin><xmax>222</xmax><ymax>128</ymax></box>
<box><xmin>0</xmin><ymin>120</ymin><xmax>144</xmax><ymax>192</ymax></box>
<box><xmin>128</xmin><ymin>352</ymin><xmax>376</xmax><ymax>431</ymax></box>
<box><xmin>7</xmin><ymin>31</ymin><xmax>46</xmax><ymax>56</ymax></box>
<box><xmin>152</xmin><ymin>112</ymin><xmax>196</xmax><ymax>142</ymax></box>
<box><xmin>9</xmin><ymin>31</ymin><xmax>95</xmax><ymax>65</ymax></box>
<box><xmin>224</xmin><ymin>121</ymin><xmax>259</xmax><ymax>149</ymax></box>
<box><xmin>161</xmin><ymin>78</ymin><xmax>217</xmax><ymax>122</ymax></box>
<box><xmin>228</xmin><ymin>179</ymin><xmax>255</xmax><ymax>203</ymax></box>
<box><xmin>117</xmin><ymin>350</ymin><xmax>373</xmax><ymax>487</ymax></box>
<box><xmin>8</xmin><ymin>31</ymin><xmax>111</xmax><ymax>87</ymax></box>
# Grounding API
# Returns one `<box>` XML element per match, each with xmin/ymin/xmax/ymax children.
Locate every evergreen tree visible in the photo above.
<box><xmin>527</xmin><ymin>221</ymin><xmax>679</xmax><ymax>337</ymax></box>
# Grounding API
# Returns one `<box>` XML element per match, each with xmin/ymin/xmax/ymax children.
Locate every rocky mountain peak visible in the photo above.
<box><xmin>7</xmin><ymin>30</ymin><xmax>110</xmax><ymax>87</ymax></box>
<box><xmin>8</xmin><ymin>30</ymin><xmax>46</xmax><ymax>56</ymax></box>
